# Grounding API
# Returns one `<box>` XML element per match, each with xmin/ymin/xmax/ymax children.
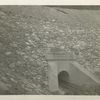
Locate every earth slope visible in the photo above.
<box><xmin>0</xmin><ymin>6</ymin><xmax>100</xmax><ymax>94</ymax></box>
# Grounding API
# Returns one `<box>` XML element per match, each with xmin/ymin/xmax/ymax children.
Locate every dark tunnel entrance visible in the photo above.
<box><xmin>58</xmin><ymin>71</ymin><xmax>85</xmax><ymax>95</ymax></box>
<box><xmin>58</xmin><ymin>71</ymin><xmax>70</xmax><ymax>87</ymax></box>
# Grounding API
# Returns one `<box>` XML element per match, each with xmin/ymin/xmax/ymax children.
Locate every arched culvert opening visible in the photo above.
<box><xmin>58</xmin><ymin>71</ymin><xmax>70</xmax><ymax>87</ymax></box>
<box><xmin>58</xmin><ymin>71</ymin><xmax>84</xmax><ymax>95</ymax></box>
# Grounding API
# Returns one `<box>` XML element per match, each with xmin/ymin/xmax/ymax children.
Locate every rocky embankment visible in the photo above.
<box><xmin>0</xmin><ymin>6</ymin><xmax>100</xmax><ymax>94</ymax></box>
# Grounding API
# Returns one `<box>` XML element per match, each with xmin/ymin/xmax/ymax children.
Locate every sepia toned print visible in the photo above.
<box><xmin>0</xmin><ymin>6</ymin><xmax>100</xmax><ymax>95</ymax></box>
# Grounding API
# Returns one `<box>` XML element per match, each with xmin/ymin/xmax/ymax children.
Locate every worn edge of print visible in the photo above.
<box><xmin>0</xmin><ymin>0</ymin><xmax>100</xmax><ymax>100</ymax></box>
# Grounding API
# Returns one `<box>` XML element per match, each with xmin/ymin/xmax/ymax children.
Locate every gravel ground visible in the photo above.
<box><xmin>0</xmin><ymin>6</ymin><xmax>100</xmax><ymax>95</ymax></box>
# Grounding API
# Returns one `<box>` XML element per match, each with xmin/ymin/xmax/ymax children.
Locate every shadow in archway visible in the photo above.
<box><xmin>58</xmin><ymin>71</ymin><xmax>84</xmax><ymax>95</ymax></box>
<box><xmin>58</xmin><ymin>71</ymin><xmax>70</xmax><ymax>86</ymax></box>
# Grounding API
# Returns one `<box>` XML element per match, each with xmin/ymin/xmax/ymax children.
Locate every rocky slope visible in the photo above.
<box><xmin>0</xmin><ymin>6</ymin><xmax>100</xmax><ymax>94</ymax></box>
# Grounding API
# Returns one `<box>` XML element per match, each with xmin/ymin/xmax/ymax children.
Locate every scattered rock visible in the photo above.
<box><xmin>5</xmin><ymin>51</ymin><xmax>12</xmax><ymax>55</ymax></box>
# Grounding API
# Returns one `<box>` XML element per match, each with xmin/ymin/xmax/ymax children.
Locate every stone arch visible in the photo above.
<box><xmin>46</xmin><ymin>47</ymin><xmax>100</xmax><ymax>93</ymax></box>
<box><xmin>47</xmin><ymin>60</ymin><xmax>71</xmax><ymax>92</ymax></box>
